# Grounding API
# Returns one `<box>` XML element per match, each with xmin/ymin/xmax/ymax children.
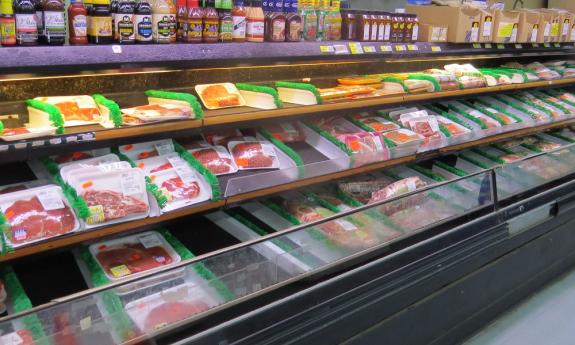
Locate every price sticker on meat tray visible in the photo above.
<box><xmin>167</xmin><ymin>157</ymin><xmax>197</xmax><ymax>183</ymax></box>
<box><xmin>155</xmin><ymin>140</ymin><xmax>175</xmax><ymax>156</ymax></box>
<box><xmin>37</xmin><ymin>189</ymin><xmax>65</xmax><ymax>210</ymax></box>
<box><xmin>139</xmin><ymin>233</ymin><xmax>163</xmax><ymax>249</ymax></box>
<box><xmin>121</xmin><ymin>172</ymin><xmax>144</xmax><ymax>196</ymax></box>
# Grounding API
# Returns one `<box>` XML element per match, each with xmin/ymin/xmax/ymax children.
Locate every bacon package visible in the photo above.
<box><xmin>119</xmin><ymin>139</ymin><xmax>176</xmax><ymax>161</ymax></box>
<box><xmin>189</xmin><ymin>145</ymin><xmax>238</xmax><ymax>175</ymax></box>
<box><xmin>0</xmin><ymin>185</ymin><xmax>80</xmax><ymax>247</ymax></box>
<box><xmin>262</xmin><ymin>122</ymin><xmax>305</xmax><ymax>142</ymax></box>
<box><xmin>121</xmin><ymin>103</ymin><xmax>192</xmax><ymax>125</ymax></box>
<box><xmin>228</xmin><ymin>140</ymin><xmax>280</xmax><ymax>170</ymax></box>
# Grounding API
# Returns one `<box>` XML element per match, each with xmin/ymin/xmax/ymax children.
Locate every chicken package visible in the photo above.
<box><xmin>0</xmin><ymin>185</ymin><xmax>80</xmax><ymax>247</ymax></box>
<box><xmin>195</xmin><ymin>83</ymin><xmax>245</xmax><ymax>109</ymax></box>
<box><xmin>350</xmin><ymin>114</ymin><xmax>400</xmax><ymax>133</ymax></box>
<box><xmin>282</xmin><ymin>197</ymin><xmax>379</xmax><ymax>251</ymax></box>
<box><xmin>337</xmin><ymin>174</ymin><xmax>397</xmax><ymax>204</ymax></box>
<box><xmin>119</xmin><ymin>139</ymin><xmax>176</xmax><ymax>161</ymax></box>
<box><xmin>89</xmin><ymin>231</ymin><xmax>181</xmax><ymax>281</ymax></box>
<box><xmin>121</xmin><ymin>103</ymin><xmax>192</xmax><ymax>125</ymax></box>
<box><xmin>189</xmin><ymin>145</ymin><xmax>238</xmax><ymax>175</ymax></box>
<box><xmin>151</xmin><ymin>163</ymin><xmax>211</xmax><ymax>211</ymax></box>
<box><xmin>135</xmin><ymin>152</ymin><xmax>182</xmax><ymax>175</ymax></box>
<box><xmin>261</xmin><ymin>122</ymin><xmax>305</xmax><ymax>142</ymax></box>
<box><xmin>203</xmin><ymin>129</ymin><xmax>244</xmax><ymax>146</ymax></box>
<box><xmin>228</xmin><ymin>140</ymin><xmax>280</xmax><ymax>170</ymax></box>
<box><xmin>68</xmin><ymin>167</ymin><xmax>149</xmax><ymax>227</ymax></box>
<box><xmin>33</xmin><ymin>95</ymin><xmax>102</xmax><ymax>124</ymax></box>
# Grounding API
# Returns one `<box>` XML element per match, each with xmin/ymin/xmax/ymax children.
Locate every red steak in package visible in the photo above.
<box><xmin>228</xmin><ymin>141</ymin><xmax>280</xmax><ymax>170</ymax></box>
<box><xmin>189</xmin><ymin>145</ymin><xmax>238</xmax><ymax>175</ymax></box>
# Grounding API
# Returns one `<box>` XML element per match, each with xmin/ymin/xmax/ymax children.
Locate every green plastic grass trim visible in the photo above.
<box><xmin>492</xmin><ymin>95</ymin><xmax>542</xmax><ymax>120</ymax></box>
<box><xmin>145</xmin><ymin>90</ymin><xmax>204</xmax><ymax>119</ymax></box>
<box><xmin>381</xmin><ymin>77</ymin><xmax>409</xmax><ymax>93</ymax></box>
<box><xmin>79</xmin><ymin>247</ymin><xmax>110</xmax><ymax>287</ymax></box>
<box><xmin>275</xmin><ymin>81</ymin><xmax>322</xmax><ymax>104</ymax></box>
<box><xmin>26</xmin><ymin>99</ymin><xmax>65</xmax><ymax>134</ymax></box>
<box><xmin>408</xmin><ymin>164</ymin><xmax>444</xmax><ymax>182</ymax></box>
<box><xmin>547</xmin><ymin>131</ymin><xmax>575</xmax><ymax>143</ymax></box>
<box><xmin>424</xmin><ymin>104</ymin><xmax>473</xmax><ymax>130</ymax></box>
<box><xmin>471</xmin><ymin>148</ymin><xmax>506</xmax><ymax>164</ymax></box>
<box><xmin>0</xmin><ymin>120</ymin><xmax>3</xmax><ymax>135</ymax></box>
<box><xmin>407</xmin><ymin>75</ymin><xmax>441</xmax><ymax>92</ymax></box>
<box><xmin>496</xmin><ymin>68</ymin><xmax>529</xmax><ymax>82</ymax></box>
<box><xmin>530</xmin><ymin>92</ymin><xmax>571</xmax><ymax>114</ymax></box>
<box><xmin>474</xmin><ymin>99</ymin><xmax>523</xmax><ymax>123</ymax></box>
<box><xmin>2</xmin><ymin>267</ymin><xmax>49</xmax><ymax>344</ymax></box>
<box><xmin>447</xmin><ymin>103</ymin><xmax>488</xmax><ymax>129</ymax></box>
<box><xmin>236</xmin><ymin>83</ymin><xmax>283</xmax><ymax>109</ymax></box>
<box><xmin>174</xmin><ymin>142</ymin><xmax>221</xmax><ymax>201</ymax></box>
<box><xmin>93</xmin><ymin>94</ymin><xmax>122</xmax><ymax>127</ymax></box>
<box><xmin>0</xmin><ymin>213</ymin><xmax>13</xmax><ymax>255</ymax></box>
<box><xmin>258</xmin><ymin>128</ymin><xmax>305</xmax><ymax>177</ymax></box>
<box><xmin>460</xmin><ymin>100</ymin><xmax>506</xmax><ymax>126</ymax></box>
<box><xmin>41</xmin><ymin>157</ymin><xmax>90</xmax><ymax>219</ymax></box>
<box><xmin>434</xmin><ymin>161</ymin><xmax>467</xmax><ymax>177</ymax></box>
<box><xmin>508</xmin><ymin>94</ymin><xmax>553</xmax><ymax>117</ymax></box>
<box><xmin>438</xmin><ymin>124</ymin><xmax>452</xmax><ymax>138</ymax></box>
<box><xmin>492</xmin><ymin>143</ymin><xmax>518</xmax><ymax>155</ymax></box>
<box><xmin>303</xmin><ymin>121</ymin><xmax>354</xmax><ymax>156</ymax></box>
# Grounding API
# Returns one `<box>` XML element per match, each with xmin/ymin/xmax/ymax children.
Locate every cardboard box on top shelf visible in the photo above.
<box><xmin>479</xmin><ymin>9</ymin><xmax>494</xmax><ymax>42</ymax></box>
<box><xmin>549</xmin><ymin>0</ymin><xmax>575</xmax><ymax>13</ymax></box>
<box><xmin>535</xmin><ymin>10</ymin><xmax>554</xmax><ymax>43</ymax></box>
<box><xmin>516</xmin><ymin>10</ymin><xmax>540</xmax><ymax>43</ymax></box>
<box><xmin>418</xmin><ymin>23</ymin><xmax>448</xmax><ymax>42</ymax></box>
<box><xmin>539</xmin><ymin>9</ymin><xmax>561</xmax><ymax>42</ymax></box>
<box><xmin>557</xmin><ymin>10</ymin><xmax>574</xmax><ymax>42</ymax></box>
<box><xmin>406</xmin><ymin>5</ymin><xmax>482</xmax><ymax>43</ymax></box>
<box><xmin>492</xmin><ymin>10</ymin><xmax>520</xmax><ymax>43</ymax></box>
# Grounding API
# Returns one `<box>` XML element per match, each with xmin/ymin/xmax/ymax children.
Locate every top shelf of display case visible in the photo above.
<box><xmin>1</xmin><ymin>41</ymin><xmax>575</xmax><ymax>73</ymax></box>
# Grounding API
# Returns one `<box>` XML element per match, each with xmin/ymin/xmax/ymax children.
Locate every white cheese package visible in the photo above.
<box><xmin>188</xmin><ymin>144</ymin><xmax>238</xmax><ymax>175</ymax></box>
<box><xmin>67</xmin><ymin>167</ymin><xmax>150</xmax><ymax>228</ymax></box>
<box><xmin>0</xmin><ymin>185</ymin><xmax>80</xmax><ymax>247</ymax></box>
<box><xmin>228</xmin><ymin>140</ymin><xmax>280</xmax><ymax>170</ymax></box>
<box><xmin>119</xmin><ymin>139</ymin><xmax>176</xmax><ymax>161</ymax></box>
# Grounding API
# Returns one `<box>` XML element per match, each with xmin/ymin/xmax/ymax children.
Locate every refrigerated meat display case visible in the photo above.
<box><xmin>1</xmin><ymin>42</ymin><xmax>575</xmax><ymax>345</ymax></box>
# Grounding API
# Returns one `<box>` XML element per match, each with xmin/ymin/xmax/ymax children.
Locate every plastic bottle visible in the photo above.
<box><xmin>176</xmin><ymin>0</ymin><xmax>186</xmax><ymax>41</ymax></box>
<box><xmin>14</xmin><ymin>0</ymin><xmax>38</xmax><ymax>45</ymax></box>
<box><xmin>152</xmin><ymin>0</ymin><xmax>176</xmax><ymax>43</ymax></box>
<box><xmin>300</xmin><ymin>0</ymin><xmax>316</xmax><ymax>41</ymax></box>
<box><xmin>134</xmin><ymin>0</ymin><xmax>152</xmax><ymax>42</ymax></box>
<box><xmin>114</xmin><ymin>0</ymin><xmax>134</xmax><ymax>42</ymax></box>
<box><xmin>245</xmin><ymin>0</ymin><xmax>263</xmax><ymax>42</ymax></box>
<box><xmin>185</xmin><ymin>0</ymin><xmax>202</xmax><ymax>42</ymax></box>
<box><xmin>40</xmin><ymin>0</ymin><xmax>66</xmax><ymax>45</ymax></box>
<box><xmin>231</xmin><ymin>0</ymin><xmax>245</xmax><ymax>41</ymax></box>
<box><xmin>0</xmin><ymin>0</ymin><xmax>16</xmax><ymax>46</ymax></box>
<box><xmin>89</xmin><ymin>0</ymin><xmax>112</xmax><ymax>43</ymax></box>
<box><xmin>202</xmin><ymin>0</ymin><xmax>218</xmax><ymax>42</ymax></box>
<box><xmin>218</xmin><ymin>0</ymin><xmax>232</xmax><ymax>42</ymax></box>
<box><xmin>68</xmin><ymin>0</ymin><xmax>88</xmax><ymax>44</ymax></box>
<box><xmin>284</xmin><ymin>0</ymin><xmax>300</xmax><ymax>41</ymax></box>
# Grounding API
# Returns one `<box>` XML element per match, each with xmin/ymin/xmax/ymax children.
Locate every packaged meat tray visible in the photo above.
<box><xmin>337</xmin><ymin>174</ymin><xmax>397</xmax><ymax>204</ymax></box>
<box><xmin>52</xmin><ymin>149</ymin><xmax>111</xmax><ymax>166</ymax></box>
<box><xmin>486</xmin><ymin>95</ymin><xmax>552</xmax><ymax>123</ymax></box>
<box><xmin>349</xmin><ymin>114</ymin><xmax>400</xmax><ymax>133</ymax></box>
<box><xmin>435</xmin><ymin>116</ymin><xmax>473</xmax><ymax>144</ymax></box>
<box><xmin>119</xmin><ymin>139</ymin><xmax>175</xmax><ymax>161</ymax></box>
<box><xmin>261</xmin><ymin>123</ymin><xmax>305</xmax><ymax>143</ymax></box>
<box><xmin>30</xmin><ymin>95</ymin><xmax>102</xmax><ymax>127</ymax></box>
<box><xmin>368</xmin><ymin>176</ymin><xmax>426</xmax><ymax>204</ymax></box>
<box><xmin>388</xmin><ymin>196</ymin><xmax>460</xmax><ymax>233</ymax></box>
<box><xmin>203</xmin><ymin>129</ymin><xmax>245</xmax><ymax>146</ymax></box>
<box><xmin>0</xmin><ymin>330</ymin><xmax>34</xmax><ymax>345</ymax></box>
<box><xmin>89</xmin><ymin>231</ymin><xmax>181</xmax><ymax>281</ymax></box>
<box><xmin>516</xmin><ymin>93</ymin><xmax>568</xmax><ymax>119</ymax></box>
<box><xmin>151</xmin><ymin>166</ymin><xmax>211</xmax><ymax>212</ymax></box>
<box><xmin>195</xmin><ymin>83</ymin><xmax>245</xmax><ymax>109</ymax></box>
<box><xmin>0</xmin><ymin>185</ymin><xmax>80</xmax><ymax>247</ymax></box>
<box><xmin>60</xmin><ymin>154</ymin><xmax>122</xmax><ymax>183</ymax></box>
<box><xmin>135</xmin><ymin>153</ymin><xmax>182</xmax><ymax>175</ymax></box>
<box><xmin>399</xmin><ymin>113</ymin><xmax>446</xmax><ymax>150</ymax></box>
<box><xmin>121</xmin><ymin>102</ymin><xmax>193</xmax><ymax>126</ymax></box>
<box><xmin>382</xmin><ymin>129</ymin><xmax>424</xmax><ymax>156</ymax></box>
<box><xmin>228</xmin><ymin>140</ymin><xmax>280</xmax><ymax>170</ymax></box>
<box><xmin>67</xmin><ymin>167</ymin><xmax>149</xmax><ymax>227</ymax></box>
<box><xmin>0</xmin><ymin>126</ymin><xmax>56</xmax><ymax>142</ymax></box>
<box><xmin>188</xmin><ymin>145</ymin><xmax>238</xmax><ymax>175</ymax></box>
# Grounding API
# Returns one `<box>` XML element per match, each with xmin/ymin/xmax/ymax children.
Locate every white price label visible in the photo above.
<box><xmin>32</xmin><ymin>140</ymin><xmax>44</xmax><ymax>147</ymax></box>
<box><xmin>139</xmin><ymin>233</ymin><xmax>163</xmax><ymax>248</ymax></box>
<box><xmin>66</xmin><ymin>136</ymin><xmax>78</xmax><ymax>143</ymax></box>
<box><xmin>112</xmin><ymin>45</ymin><xmax>122</xmax><ymax>54</ymax></box>
<box><xmin>363</xmin><ymin>45</ymin><xmax>376</xmax><ymax>53</ymax></box>
<box><xmin>319</xmin><ymin>45</ymin><xmax>334</xmax><ymax>53</ymax></box>
<box><xmin>168</xmin><ymin>157</ymin><xmax>197</xmax><ymax>183</ymax></box>
<box><xmin>348</xmin><ymin>42</ymin><xmax>364</xmax><ymax>54</ymax></box>
<box><xmin>49</xmin><ymin>138</ymin><xmax>62</xmax><ymax>145</ymax></box>
<box><xmin>335</xmin><ymin>219</ymin><xmax>358</xmax><ymax>232</ymax></box>
<box><xmin>14</xmin><ymin>143</ymin><xmax>27</xmax><ymax>149</ymax></box>
<box><xmin>333</xmin><ymin>44</ymin><xmax>349</xmax><ymax>54</ymax></box>
<box><xmin>0</xmin><ymin>145</ymin><xmax>8</xmax><ymax>152</ymax></box>
<box><xmin>80</xmin><ymin>317</ymin><xmax>92</xmax><ymax>331</ymax></box>
<box><xmin>0</xmin><ymin>332</ymin><xmax>23</xmax><ymax>345</ymax></box>
<box><xmin>120</xmin><ymin>172</ymin><xmax>143</xmax><ymax>196</ymax></box>
<box><xmin>37</xmin><ymin>189</ymin><xmax>65</xmax><ymax>210</ymax></box>
<box><xmin>380</xmin><ymin>45</ymin><xmax>392</xmax><ymax>52</ymax></box>
<box><xmin>155</xmin><ymin>140</ymin><xmax>175</xmax><ymax>156</ymax></box>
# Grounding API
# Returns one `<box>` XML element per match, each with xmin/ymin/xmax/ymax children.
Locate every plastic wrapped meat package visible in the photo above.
<box><xmin>368</xmin><ymin>176</ymin><xmax>426</xmax><ymax>204</ymax></box>
<box><xmin>0</xmin><ymin>330</ymin><xmax>35</xmax><ymax>345</ymax></box>
<box><xmin>525</xmin><ymin>62</ymin><xmax>562</xmax><ymax>80</ymax></box>
<box><xmin>121</xmin><ymin>102</ymin><xmax>193</xmax><ymax>126</ymax></box>
<box><xmin>532</xmin><ymin>92</ymin><xmax>575</xmax><ymax>114</ymax></box>
<box><xmin>59</xmin><ymin>154</ymin><xmax>122</xmax><ymax>182</ymax></box>
<box><xmin>203</xmin><ymin>129</ymin><xmax>244</xmax><ymax>146</ymax></box>
<box><xmin>399</xmin><ymin>111</ymin><xmax>445</xmax><ymax>148</ymax></box>
<box><xmin>119</xmin><ymin>139</ymin><xmax>176</xmax><ymax>161</ymax></box>
<box><xmin>189</xmin><ymin>145</ymin><xmax>238</xmax><ymax>175</ymax></box>
<box><xmin>382</xmin><ymin>129</ymin><xmax>424</xmax><ymax>156</ymax></box>
<box><xmin>52</xmin><ymin>149</ymin><xmax>111</xmax><ymax>166</ymax></box>
<box><xmin>386</xmin><ymin>196</ymin><xmax>459</xmax><ymax>233</ymax></box>
<box><xmin>261</xmin><ymin>123</ymin><xmax>305</xmax><ymax>143</ymax></box>
<box><xmin>517</xmin><ymin>93</ymin><xmax>566</xmax><ymax>120</ymax></box>
<box><xmin>435</xmin><ymin>116</ymin><xmax>473</xmax><ymax>143</ymax></box>
<box><xmin>0</xmin><ymin>125</ymin><xmax>56</xmax><ymax>142</ymax></box>
<box><xmin>336</xmin><ymin>174</ymin><xmax>399</xmax><ymax>204</ymax></box>
<box><xmin>33</xmin><ymin>95</ymin><xmax>102</xmax><ymax>125</ymax></box>
<box><xmin>228</xmin><ymin>140</ymin><xmax>280</xmax><ymax>170</ymax></box>
<box><xmin>135</xmin><ymin>153</ymin><xmax>181</xmax><ymax>175</ymax></box>
<box><xmin>195</xmin><ymin>83</ymin><xmax>245</xmax><ymax>109</ymax></box>
<box><xmin>67</xmin><ymin>166</ymin><xmax>150</xmax><ymax>227</ymax></box>
<box><xmin>151</xmin><ymin>165</ymin><xmax>211</xmax><ymax>212</ymax></box>
<box><xmin>492</xmin><ymin>95</ymin><xmax>553</xmax><ymax>123</ymax></box>
<box><xmin>0</xmin><ymin>185</ymin><xmax>80</xmax><ymax>247</ymax></box>
<box><xmin>349</xmin><ymin>114</ymin><xmax>400</xmax><ymax>133</ymax></box>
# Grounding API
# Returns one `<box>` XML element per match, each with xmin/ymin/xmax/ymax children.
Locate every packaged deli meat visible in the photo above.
<box><xmin>89</xmin><ymin>231</ymin><xmax>181</xmax><ymax>280</ymax></box>
<box><xmin>121</xmin><ymin>103</ymin><xmax>192</xmax><ymax>125</ymax></box>
<box><xmin>68</xmin><ymin>168</ymin><xmax>149</xmax><ymax>227</ymax></box>
<box><xmin>34</xmin><ymin>95</ymin><xmax>102</xmax><ymax>123</ymax></box>
<box><xmin>262</xmin><ymin>123</ymin><xmax>305</xmax><ymax>142</ymax></box>
<box><xmin>189</xmin><ymin>145</ymin><xmax>238</xmax><ymax>175</ymax></box>
<box><xmin>228</xmin><ymin>140</ymin><xmax>280</xmax><ymax>170</ymax></box>
<box><xmin>119</xmin><ymin>139</ymin><xmax>176</xmax><ymax>161</ymax></box>
<box><xmin>0</xmin><ymin>185</ymin><xmax>80</xmax><ymax>247</ymax></box>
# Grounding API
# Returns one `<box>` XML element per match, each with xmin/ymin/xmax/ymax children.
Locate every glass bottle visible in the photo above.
<box><xmin>14</xmin><ymin>0</ymin><xmax>39</xmax><ymax>45</ymax></box>
<box><xmin>68</xmin><ymin>0</ymin><xmax>88</xmax><ymax>44</ymax></box>
<box><xmin>134</xmin><ymin>0</ymin><xmax>152</xmax><ymax>43</ymax></box>
<box><xmin>218</xmin><ymin>0</ymin><xmax>232</xmax><ymax>42</ymax></box>
<box><xmin>265</xmin><ymin>0</ymin><xmax>284</xmax><ymax>41</ymax></box>
<box><xmin>115</xmin><ymin>0</ymin><xmax>134</xmax><ymax>42</ymax></box>
<box><xmin>34</xmin><ymin>0</ymin><xmax>43</xmax><ymax>40</ymax></box>
<box><xmin>202</xmin><ymin>0</ymin><xmax>218</xmax><ymax>42</ymax></box>
<box><xmin>0</xmin><ymin>0</ymin><xmax>17</xmax><ymax>46</ymax></box>
<box><xmin>300</xmin><ymin>0</ymin><xmax>316</xmax><ymax>41</ymax></box>
<box><xmin>231</xmin><ymin>0</ymin><xmax>245</xmax><ymax>42</ymax></box>
<box><xmin>89</xmin><ymin>0</ymin><xmax>112</xmax><ymax>43</ymax></box>
<box><xmin>284</xmin><ymin>0</ymin><xmax>300</xmax><ymax>41</ymax></box>
<box><xmin>152</xmin><ymin>0</ymin><xmax>176</xmax><ymax>43</ymax></box>
<box><xmin>176</xmin><ymin>0</ymin><xmax>186</xmax><ymax>41</ymax></box>
<box><xmin>40</xmin><ymin>0</ymin><xmax>66</xmax><ymax>45</ymax></box>
<box><xmin>185</xmin><ymin>0</ymin><xmax>202</xmax><ymax>42</ymax></box>
<box><xmin>245</xmin><ymin>0</ymin><xmax>263</xmax><ymax>42</ymax></box>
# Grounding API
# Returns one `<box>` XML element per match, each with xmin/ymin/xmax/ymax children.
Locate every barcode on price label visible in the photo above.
<box><xmin>121</xmin><ymin>172</ymin><xmax>144</xmax><ymax>196</ymax></box>
<box><xmin>431</xmin><ymin>46</ymin><xmax>441</xmax><ymax>52</ymax></box>
<box><xmin>380</xmin><ymin>45</ymin><xmax>392</xmax><ymax>52</ymax></box>
<box><xmin>320</xmin><ymin>45</ymin><xmax>334</xmax><ymax>53</ymax></box>
<box><xmin>37</xmin><ymin>188</ymin><xmax>65</xmax><ymax>210</ymax></box>
<box><xmin>395</xmin><ymin>45</ymin><xmax>406</xmax><ymax>51</ymax></box>
<box><xmin>348</xmin><ymin>42</ymin><xmax>364</xmax><ymax>54</ymax></box>
<box><xmin>155</xmin><ymin>140</ymin><xmax>175</xmax><ymax>156</ymax></box>
<box><xmin>139</xmin><ymin>233</ymin><xmax>163</xmax><ymax>248</ymax></box>
<box><xmin>363</xmin><ymin>46</ymin><xmax>376</xmax><ymax>53</ymax></box>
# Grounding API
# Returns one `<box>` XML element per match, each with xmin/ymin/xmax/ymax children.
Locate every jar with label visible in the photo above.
<box><xmin>0</xmin><ymin>0</ymin><xmax>17</xmax><ymax>46</ymax></box>
<box><xmin>340</xmin><ymin>9</ymin><xmax>354</xmax><ymax>40</ymax></box>
<box><xmin>68</xmin><ymin>0</ymin><xmax>88</xmax><ymax>44</ymax></box>
<box><xmin>185</xmin><ymin>0</ymin><xmax>202</xmax><ymax>42</ymax></box>
<box><xmin>14</xmin><ymin>0</ymin><xmax>38</xmax><ymax>45</ymax></box>
<box><xmin>355</xmin><ymin>10</ymin><xmax>370</xmax><ymax>42</ymax></box>
<box><xmin>368</xmin><ymin>12</ymin><xmax>378</xmax><ymax>41</ymax></box>
<box><xmin>265</xmin><ymin>0</ymin><xmax>284</xmax><ymax>41</ymax></box>
<box><xmin>403</xmin><ymin>13</ymin><xmax>413</xmax><ymax>43</ymax></box>
<box><xmin>134</xmin><ymin>0</ymin><xmax>152</xmax><ymax>43</ymax></box>
<box><xmin>202</xmin><ymin>0</ymin><xmax>218</xmax><ymax>42</ymax></box>
<box><xmin>284</xmin><ymin>0</ymin><xmax>300</xmax><ymax>41</ymax></box>
<box><xmin>231</xmin><ymin>0</ymin><xmax>246</xmax><ymax>42</ymax></box>
<box><xmin>152</xmin><ymin>0</ymin><xmax>176</xmax><ymax>43</ymax></box>
<box><xmin>246</xmin><ymin>0</ymin><xmax>264</xmax><ymax>42</ymax></box>
<box><xmin>390</xmin><ymin>13</ymin><xmax>400</xmax><ymax>42</ymax></box>
<box><xmin>115</xmin><ymin>0</ymin><xmax>135</xmax><ymax>43</ymax></box>
<box><xmin>176</xmin><ymin>0</ymin><xmax>187</xmax><ymax>41</ymax></box>
<box><xmin>328</xmin><ymin>10</ymin><xmax>341</xmax><ymax>40</ymax></box>
<box><xmin>41</xmin><ymin>0</ymin><xmax>66</xmax><ymax>45</ymax></box>
<box><xmin>219</xmin><ymin>8</ymin><xmax>233</xmax><ymax>42</ymax></box>
<box><xmin>35</xmin><ymin>0</ymin><xmax>44</xmax><ymax>40</ymax></box>
<box><xmin>89</xmin><ymin>0</ymin><xmax>112</xmax><ymax>43</ymax></box>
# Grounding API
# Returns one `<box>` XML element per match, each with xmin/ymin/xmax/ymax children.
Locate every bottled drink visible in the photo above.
<box><xmin>14</xmin><ymin>0</ymin><xmax>39</xmax><ymax>45</ymax></box>
<box><xmin>202</xmin><ymin>0</ymin><xmax>218</xmax><ymax>42</ymax></box>
<box><xmin>231</xmin><ymin>0</ymin><xmax>245</xmax><ymax>42</ymax></box>
<box><xmin>68</xmin><ymin>0</ymin><xmax>88</xmax><ymax>44</ymax></box>
<box><xmin>40</xmin><ymin>0</ymin><xmax>66</xmax><ymax>45</ymax></box>
<box><xmin>134</xmin><ymin>0</ymin><xmax>152</xmax><ymax>42</ymax></box>
<box><xmin>89</xmin><ymin>0</ymin><xmax>113</xmax><ymax>43</ymax></box>
<box><xmin>185</xmin><ymin>0</ymin><xmax>202</xmax><ymax>42</ymax></box>
<box><xmin>115</xmin><ymin>0</ymin><xmax>134</xmax><ymax>42</ymax></box>
<box><xmin>152</xmin><ymin>0</ymin><xmax>176</xmax><ymax>43</ymax></box>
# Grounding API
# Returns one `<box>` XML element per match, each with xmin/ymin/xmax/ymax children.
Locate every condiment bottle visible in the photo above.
<box><xmin>134</xmin><ymin>0</ymin><xmax>152</xmax><ymax>43</ymax></box>
<box><xmin>176</xmin><ymin>0</ymin><xmax>186</xmax><ymax>40</ymax></box>
<box><xmin>356</xmin><ymin>10</ymin><xmax>370</xmax><ymax>41</ymax></box>
<box><xmin>152</xmin><ymin>0</ymin><xmax>176</xmax><ymax>43</ymax></box>
<box><xmin>202</xmin><ymin>0</ymin><xmax>218</xmax><ymax>42</ymax></box>
<box><xmin>34</xmin><ymin>0</ymin><xmax>43</xmax><ymax>40</ymax></box>
<box><xmin>89</xmin><ymin>0</ymin><xmax>112</xmax><ymax>43</ymax></box>
<box><xmin>265</xmin><ymin>0</ymin><xmax>284</xmax><ymax>41</ymax></box>
<box><xmin>340</xmin><ymin>9</ymin><xmax>354</xmax><ymax>40</ymax></box>
<box><xmin>185</xmin><ymin>0</ymin><xmax>202</xmax><ymax>42</ymax></box>
<box><xmin>316</xmin><ymin>0</ymin><xmax>327</xmax><ymax>41</ymax></box>
<box><xmin>396</xmin><ymin>13</ymin><xmax>404</xmax><ymax>42</ymax></box>
<box><xmin>40</xmin><ymin>0</ymin><xmax>66</xmax><ymax>45</ymax></box>
<box><xmin>218</xmin><ymin>0</ymin><xmax>232</xmax><ymax>42</ymax></box>
<box><xmin>378</xmin><ymin>11</ymin><xmax>389</xmax><ymax>42</ymax></box>
<box><xmin>245</xmin><ymin>0</ymin><xmax>263</xmax><ymax>42</ymax></box>
<box><xmin>300</xmin><ymin>0</ymin><xmax>316</xmax><ymax>41</ymax></box>
<box><xmin>115</xmin><ymin>0</ymin><xmax>134</xmax><ymax>43</ymax></box>
<box><xmin>390</xmin><ymin>12</ymin><xmax>399</xmax><ymax>42</ymax></box>
<box><xmin>0</xmin><ymin>0</ymin><xmax>17</xmax><ymax>46</ymax></box>
<box><xmin>110</xmin><ymin>0</ymin><xmax>117</xmax><ymax>36</ymax></box>
<box><xmin>369</xmin><ymin>11</ymin><xmax>377</xmax><ymax>41</ymax></box>
<box><xmin>231</xmin><ymin>0</ymin><xmax>245</xmax><ymax>42</ymax></box>
<box><xmin>14</xmin><ymin>0</ymin><xmax>39</xmax><ymax>45</ymax></box>
<box><xmin>284</xmin><ymin>0</ymin><xmax>300</xmax><ymax>41</ymax></box>
<box><xmin>403</xmin><ymin>13</ymin><xmax>412</xmax><ymax>43</ymax></box>
<box><xmin>68</xmin><ymin>0</ymin><xmax>88</xmax><ymax>44</ymax></box>
<box><xmin>410</xmin><ymin>13</ymin><xmax>418</xmax><ymax>42</ymax></box>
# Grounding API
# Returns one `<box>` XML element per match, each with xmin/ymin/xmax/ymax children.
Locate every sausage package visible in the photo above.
<box><xmin>228</xmin><ymin>140</ymin><xmax>280</xmax><ymax>170</ymax></box>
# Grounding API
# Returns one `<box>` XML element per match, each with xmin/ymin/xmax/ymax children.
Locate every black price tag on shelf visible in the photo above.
<box><xmin>333</xmin><ymin>44</ymin><xmax>349</xmax><ymax>54</ymax></box>
<box><xmin>380</xmin><ymin>45</ymin><xmax>392</xmax><ymax>52</ymax></box>
<box><xmin>320</xmin><ymin>45</ymin><xmax>334</xmax><ymax>53</ymax></box>
<box><xmin>363</xmin><ymin>45</ymin><xmax>376</xmax><ymax>53</ymax></box>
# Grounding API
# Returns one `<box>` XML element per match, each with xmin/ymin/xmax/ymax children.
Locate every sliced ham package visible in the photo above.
<box><xmin>119</xmin><ymin>139</ymin><xmax>176</xmax><ymax>161</ymax></box>
<box><xmin>0</xmin><ymin>185</ymin><xmax>80</xmax><ymax>247</ymax></box>
<box><xmin>189</xmin><ymin>145</ymin><xmax>238</xmax><ymax>175</ymax></box>
<box><xmin>228</xmin><ymin>140</ymin><xmax>280</xmax><ymax>170</ymax></box>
